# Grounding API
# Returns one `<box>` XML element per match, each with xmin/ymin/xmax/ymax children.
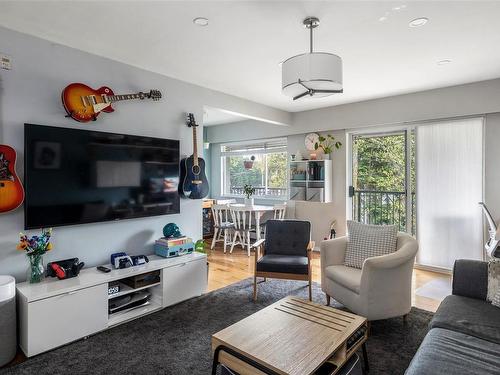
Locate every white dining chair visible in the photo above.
<box><xmin>259</xmin><ymin>203</ymin><xmax>288</xmax><ymax>239</ymax></box>
<box><xmin>273</xmin><ymin>203</ymin><xmax>287</xmax><ymax>219</ymax></box>
<box><xmin>211</xmin><ymin>204</ymin><xmax>234</xmax><ymax>253</ymax></box>
<box><xmin>229</xmin><ymin>206</ymin><xmax>254</xmax><ymax>256</ymax></box>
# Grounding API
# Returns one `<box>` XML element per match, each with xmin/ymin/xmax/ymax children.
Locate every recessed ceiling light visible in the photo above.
<box><xmin>193</xmin><ymin>17</ymin><xmax>209</xmax><ymax>26</ymax></box>
<box><xmin>437</xmin><ymin>59</ymin><xmax>452</xmax><ymax>65</ymax></box>
<box><xmin>409</xmin><ymin>17</ymin><xmax>428</xmax><ymax>27</ymax></box>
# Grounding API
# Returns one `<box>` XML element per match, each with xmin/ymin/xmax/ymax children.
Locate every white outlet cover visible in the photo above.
<box><xmin>0</xmin><ymin>53</ymin><xmax>12</xmax><ymax>70</ymax></box>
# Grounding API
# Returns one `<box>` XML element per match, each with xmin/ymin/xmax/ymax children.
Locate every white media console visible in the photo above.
<box><xmin>16</xmin><ymin>252</ymin><xmax>207</xmax><ymax>357</ymax></box>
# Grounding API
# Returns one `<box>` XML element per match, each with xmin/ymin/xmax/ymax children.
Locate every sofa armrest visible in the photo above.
<box><xmin>320</xmin><ymin>237</ymin><xmax>347</xmax><ymax>267</ymax></box>
<box><xmin>360</xmin><ymin>234</ymin><xmax>417</xmax><ymax>297</ymax></box>
<box><xmin>362</xmin><ymin>242</ymin><xmax>417</xmax><ymax>270</ymax></box>
<box><xmin>452</xmin><ymin>259</ymin><xmax>488</xmax><ymax>300</ymax></box>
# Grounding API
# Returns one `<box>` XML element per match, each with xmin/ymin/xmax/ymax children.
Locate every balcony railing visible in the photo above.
<box><xmin>229</xmin><ymin>186</ymin><xmax>287</xmax><ymax>197</ymax></box>
<box><xmin>352</xmin><ymin>190</ymin><xmax>416</xmax><ymax>234</ymax></box>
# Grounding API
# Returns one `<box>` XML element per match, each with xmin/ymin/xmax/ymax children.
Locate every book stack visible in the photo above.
<box><xmin>154</xmin><ymin>236</ymin><xmax>194</xmax><ymax>258</ymax></box>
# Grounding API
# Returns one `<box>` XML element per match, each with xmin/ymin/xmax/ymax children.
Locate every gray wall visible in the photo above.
<box><xmin>0</xmin><ymin>26</ymin><xmax>288</xmax><ymax>281</ymax></box>
<box><xmin>206</xmin><ymin>78</ymin><xmax>500</xmax><ymax>144</ymax></box>
<box><xmin>288</xmin><ymin>131</ymin><xmax>347</xmax><ymax>236</ymax></box>
<box><xmin>207</xmin><ymin>80</ymin><xmax>500</xmax><ymax>238</ymax></box>
<box><xmin>484</xmin><ymin>113</ymin><xmax>500</xmax><ymax>220</ymax></box>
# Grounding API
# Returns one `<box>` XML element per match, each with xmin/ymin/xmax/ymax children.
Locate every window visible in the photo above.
<box><xmin>221</xmin><ymin>138</ymin><xmax>287</xmax><ymax>198</ymax></box>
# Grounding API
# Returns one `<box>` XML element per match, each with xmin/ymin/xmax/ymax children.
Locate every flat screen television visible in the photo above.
<box><xmin>24</xmin><ymin>124</ymin><xmax>180</xmax><ymax>229</ymax></box>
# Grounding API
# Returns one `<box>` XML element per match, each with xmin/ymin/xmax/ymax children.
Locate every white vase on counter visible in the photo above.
<box><xmin>244</xmin><ymin>198</ymin><xmax>254</xmax><ymax>206</ymax></box>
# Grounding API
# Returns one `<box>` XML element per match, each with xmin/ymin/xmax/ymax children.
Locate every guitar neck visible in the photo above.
<box><xmin>106</xmin><ymin>93</ymin><xmax>145</xmax><ymax>103</ymax></box>
<box><xmin>192</xmin><ymin>125</ymin><xmax>199</xmax><ymax>166</ymax></box>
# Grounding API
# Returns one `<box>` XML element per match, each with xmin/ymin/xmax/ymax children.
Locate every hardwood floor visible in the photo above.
<box><xmin>206</xmin><ymin>241</ymin><xmax>450</xmax><ymax>312</ymax></box>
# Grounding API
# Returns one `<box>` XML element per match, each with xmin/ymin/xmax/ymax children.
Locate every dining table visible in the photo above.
<box><xmin>228</xmin><ymin>203</ymin><xmax>275</xmax><ymax>241</ymax></box>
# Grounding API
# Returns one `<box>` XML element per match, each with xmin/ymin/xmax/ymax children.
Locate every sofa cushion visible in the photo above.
<box><xmin>344</xmin><ymin>221</ymin><xmax>397</xmax><ymax>269</ymax></box>
<box><xmin>430</xmin><ymin>295</ymin><xmax>500</xmax><ymax>345</ymax></box>
<box><xmin>487</xmin><ymin>258</ymin><xmax>500</xmax><ymax>301</ymax></box>
<box><xmin>452</xmin><ymin>259</ymin><xmax>488</xmax><ymax>300</ymax></box>
<box><xmin>256</xmin><ymin>255</ymin><xmax>308</xmax><ymax>275</ymax></box>
<box><xmin>405</xmin><ymin>328</ymin><xmax>500</xmax><ymax>375</ymax></box>
<box><xmin>492</xmin><ymin>289</ymin><xmax>500</xmax><ymax>308</ymax></box>
<box><xmin>324</xmin><ymin>265</ymin><xmax>362</xmax><ymax>293</ymax></box>
<box><xmin>265</xmin><ymin>220</ymin><xmax>311</xmax><ymax>256</ymax></box>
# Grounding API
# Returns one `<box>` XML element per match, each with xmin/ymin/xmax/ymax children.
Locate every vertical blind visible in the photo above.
<box><xmin>416</xmin><ymin>118</ymin><xmax>484</xmax><ymax>269</ymax></box>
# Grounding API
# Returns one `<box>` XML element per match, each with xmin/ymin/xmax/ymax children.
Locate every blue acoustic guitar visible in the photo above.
<box><xmin>179</xmin><ymin>113</ymin><xmax>209</xmax><ymax>199</ymax></box>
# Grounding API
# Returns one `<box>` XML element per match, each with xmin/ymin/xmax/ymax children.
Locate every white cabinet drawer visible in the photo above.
<box><xmin>23</xmin><ymin>284</ymin><xmax>108</xmax><ymax>356</ymax></box>
<box><xmin>162</xmin><ymin>259</ymin><xmax>207</xmax><ymax>307</ymax></box>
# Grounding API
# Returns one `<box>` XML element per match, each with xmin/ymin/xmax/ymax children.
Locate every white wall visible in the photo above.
<box><xmin>0</xmin><ymin>26</ymin><xmax>289</xmax><ymax>281</ymax></box>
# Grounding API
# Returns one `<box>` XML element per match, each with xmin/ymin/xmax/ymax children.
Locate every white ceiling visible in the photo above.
<box><xmin>1</xmin><ymin>1</ymin><xmax>500</xmax><ymax>113</ymax></box>
<box><xmin>203</xmin><ymin>106</ymin><xmax>248</xmax><ymax>126</ymax></box>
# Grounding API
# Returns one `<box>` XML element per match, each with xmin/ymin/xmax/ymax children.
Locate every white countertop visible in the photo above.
<box><xmin>16</xmin><ymin>252</ymin><xmax>207</xmax><ymax>303</ymax></box>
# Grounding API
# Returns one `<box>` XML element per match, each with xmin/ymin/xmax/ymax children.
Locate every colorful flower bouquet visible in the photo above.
<box><xmin>17</xmin><ymin>228</ymin><xmax>53</xmax><ymax>283</ymax></box>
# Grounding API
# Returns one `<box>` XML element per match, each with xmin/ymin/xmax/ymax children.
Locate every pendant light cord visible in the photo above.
<box><xmin>309</xmin><ymin>22</ymin><xmax>313</xmax><ymax>53</ymax></box>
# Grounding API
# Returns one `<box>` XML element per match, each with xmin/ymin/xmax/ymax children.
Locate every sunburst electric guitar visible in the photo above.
<box><xmin>179</xmin><ymin>113</ymin><xmax>209</xmax><ymax>199</ymax></box>
<box><xmin>62</xmin><ymin>83</ymin><xmax>162</xmax><ymax>122</ymax></box>
<box><xmin>0</xmin><ymin>145</ymin><xmax>24</xmax><ymax>213</ymax></box>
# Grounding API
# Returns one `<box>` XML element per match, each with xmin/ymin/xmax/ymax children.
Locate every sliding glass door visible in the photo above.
<box><xmin>416</xmin><ymin>118</ymin><xmax>484</xmax><ymax>269</ymax></box>
<box><xmin>350</xmin><ymin>130</ymin><xmax>415</xmax><ymax>234</ymax></box>
<box><xmin>349</xmin><ymin>117</ymin><xmax>483</xmax><ymax>270</ymax></box>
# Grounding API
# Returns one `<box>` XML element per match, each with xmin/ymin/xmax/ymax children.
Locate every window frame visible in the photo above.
<box><xmin>220</xmin><ymin>138</ymin><xmax>288</xmax><ymax>200</ymax></box>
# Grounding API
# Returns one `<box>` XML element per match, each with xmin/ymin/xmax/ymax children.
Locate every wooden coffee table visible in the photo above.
<box><xmin>212</xmin><ymin>296</ymin><xmax>369</xmax><ymax>375</ymax></box>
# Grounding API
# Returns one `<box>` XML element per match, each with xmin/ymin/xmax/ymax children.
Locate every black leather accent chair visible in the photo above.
<box><xmin>253</xmin><ymin>220</ymin><xmax>314</xmax><ymax>301</ymax></box>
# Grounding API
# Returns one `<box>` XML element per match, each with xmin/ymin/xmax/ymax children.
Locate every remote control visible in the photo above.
<box><xmin>97</xmin><ymin>266</ymin><xmax>111</xmax><ymax>273</ymax></box>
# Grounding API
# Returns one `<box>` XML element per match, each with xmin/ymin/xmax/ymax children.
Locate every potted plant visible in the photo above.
<box><xmin>17</xmin><ymin>228</ymin><xmax>53</xmax><ymax>283</ymax></box>
<box><xmin>314</xmin><ymin>134</ymin><xmax>342</xmax><ymax>159</ymax></box>
<box><xmin>243</xmin><ymin>184</ymin><xmax>256</xmax><ymax>206</ymax></box>
<box><xmin>243</xmin><ymin>155</ymin><xmax>256</xmax><ymax>169</ymax></box>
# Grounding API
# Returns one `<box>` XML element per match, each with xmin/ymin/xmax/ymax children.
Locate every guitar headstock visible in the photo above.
<box><xmin>142</xmin><ymin>89</ymin><xmax>162</xmax><ymax>101</ymax></box>
<box><xmin>186</xmin><ymin>113</ymin><xmax>198</xmax><ymax>128</ymax></box>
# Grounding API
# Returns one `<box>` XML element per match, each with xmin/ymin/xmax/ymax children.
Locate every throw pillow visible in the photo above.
<box><xmin>492</xmin><ymin>289</ymin><xmax>500</xmax><ymax>308</ymax></box>
<box><xmin>344</xmin><ymin>220</ymin><xmax>398</xmax><ymax>269</ymax></box>
<box><xmin>487</xmin><ymin>259</ymin><xmax>500</xmax><ymax>302</ymax></box>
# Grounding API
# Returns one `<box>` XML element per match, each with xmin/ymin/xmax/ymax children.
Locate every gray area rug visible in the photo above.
<box><xmin>2</xmin><ymin>278</ymin><xmax>433</xmax><ymax>375</ymax></box>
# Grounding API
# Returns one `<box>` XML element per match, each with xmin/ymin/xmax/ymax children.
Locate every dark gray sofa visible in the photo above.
<box><xmin>405</xmin><ymin>260</ymin><xmax>500</xmax><ymax>374</ymax></box>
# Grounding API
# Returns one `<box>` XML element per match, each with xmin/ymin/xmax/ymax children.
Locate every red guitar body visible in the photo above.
<box><xmin>0</xmin><ymin>145</ymin><xmax>25</xmax><ymax>213</ymax></box>
<box><xmin>61</xmin><ymin>83</ymin><xmax>162</xmax><ymax>123</ymax></box>
<box><xmin>61</xmin><ymin>83</ymin><xmax>115</xmax><ymax>122</ymax></box>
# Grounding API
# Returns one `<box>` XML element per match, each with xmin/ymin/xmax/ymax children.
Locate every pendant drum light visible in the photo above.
<box><xmin>282</xmin><ymin>17</ymin><xmax>343</xmax><ymax>100</ymax></box>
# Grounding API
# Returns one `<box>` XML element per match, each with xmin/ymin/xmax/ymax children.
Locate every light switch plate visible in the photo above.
<box><xmin>0</xmin><ymin>53</ymin><xmax>12</xmax><ymax>70</ymax></box>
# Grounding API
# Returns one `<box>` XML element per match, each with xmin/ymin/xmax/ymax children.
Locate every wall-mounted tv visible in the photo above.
<box><xmin>24</xmin><ymin>124</ymin><xmax>180</xmax><ymax>229</ymax></box>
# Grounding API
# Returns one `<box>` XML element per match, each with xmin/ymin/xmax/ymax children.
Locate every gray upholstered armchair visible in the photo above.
<box><xmin>321</xmin><ymin>233</ymin><xmax>418</xmax><ymax>321</ymax></box>
<box><xmin>252</xmin><ymin>220</ymin><xmax>314</xmax><ymax>301</ymax></box>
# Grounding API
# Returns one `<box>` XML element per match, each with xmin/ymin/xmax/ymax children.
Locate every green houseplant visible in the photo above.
<box><xmin>243</xmin><ymin>184</ymin><xmax>256</xmax><ymax>206</ymax></box>
<box><xmin>314</xmin><ymin>134</ymin><xmax>342</xmax><ymax>159</ymax></box>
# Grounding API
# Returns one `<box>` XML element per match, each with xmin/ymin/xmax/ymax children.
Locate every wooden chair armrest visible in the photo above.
<box><xmin>307</xmin><ymin>241</ymin><xmax>315</xmax><ymax>263</ymax></box>
<box><xmin>253</xmin><ymin>239</ymin><xmax>265</xmax><ymax>270</ymax></box>
<box><xmin>251</xmin><ymin>239</ymin><xmax>265</xmax><ymax>249</ymax></box>
<box><xmin>307</xmin><ymin>241</ymin><xmax>315</xmax><ymax>251</ymax></box>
